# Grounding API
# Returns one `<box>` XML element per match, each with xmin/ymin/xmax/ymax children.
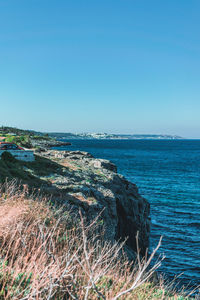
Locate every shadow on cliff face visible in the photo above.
<box><xmin>115</xmin><ymin>197</ymin><xmax>150</xmax><ymax>256</ymax></box>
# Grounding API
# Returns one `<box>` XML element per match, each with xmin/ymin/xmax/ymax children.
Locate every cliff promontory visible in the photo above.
<box><xmin>37</xmin><ymin>150</ymin><xmax>151</xmax><ymax>256</ymax></box>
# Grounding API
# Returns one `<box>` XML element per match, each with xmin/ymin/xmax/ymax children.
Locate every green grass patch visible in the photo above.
<box><xmin>0</xmin><ymin>154</ymin><xmax>70</xmax><ymax>188</ymax></box>
<box><xmin>5</xmin><ymin>135</ymin><xmax>32</xmax><ymax>148</ymax></box>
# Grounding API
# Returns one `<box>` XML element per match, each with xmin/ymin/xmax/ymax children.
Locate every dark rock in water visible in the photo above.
<box><xmin>39</xmin><ymin>150</ymin><xmax>151</xmax><ymax>257</ymax></box>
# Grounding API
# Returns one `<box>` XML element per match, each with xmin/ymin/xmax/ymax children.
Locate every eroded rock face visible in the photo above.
<box><xmin>40</xmin><ymin>150</ymin><xmax>150</xmax><ymax>257</ymax></box>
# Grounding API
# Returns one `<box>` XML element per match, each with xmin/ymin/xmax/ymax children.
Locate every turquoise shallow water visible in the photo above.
<box><xmin>55</xmin><ymin>139</ymin><xmax>200</xmax><ymax>288</ymax></box>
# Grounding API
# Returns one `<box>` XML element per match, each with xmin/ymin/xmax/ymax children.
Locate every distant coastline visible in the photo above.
<box><xmin>48</xmin><ymin>132</ymin><xmax>183</xmax><ymax>140</ymax></box>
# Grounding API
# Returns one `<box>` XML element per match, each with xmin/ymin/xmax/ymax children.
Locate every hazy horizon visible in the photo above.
<box><xmin>1</xmin><ymin>124</ymin><xmax>196</xmax><ymax>139</ymax></box>
<box><xmin>1</xmin><ymin>1</ymin><xmax>200</xmax><ymax>138</ymax></box>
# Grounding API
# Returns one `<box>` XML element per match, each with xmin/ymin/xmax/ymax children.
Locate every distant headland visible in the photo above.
<box><xmin>47</xmin><ymin>132</ymin><xmax>183</xmax><ymax>140</ymax></box>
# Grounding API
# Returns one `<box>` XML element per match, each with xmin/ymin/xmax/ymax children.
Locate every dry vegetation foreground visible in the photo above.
<box><xmin>0</xmin><ymin>181</ymin><xmax>197</xmax><ymax>299</ymax></box>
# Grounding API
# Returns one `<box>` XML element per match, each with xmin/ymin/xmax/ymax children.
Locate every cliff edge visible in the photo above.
<box><xmin>39</xmin><ymin>150</ymin><xmax>151</xmax><ymax>256</ymax></box>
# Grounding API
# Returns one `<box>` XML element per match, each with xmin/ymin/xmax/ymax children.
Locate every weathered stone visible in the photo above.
<box><xmin>39</xmin><ymin>150</ymin><xmax>151</xmax><ymax>257</ymax></box>
<box><xmin>31</xmin><ymin>139</ymin><xmax>71</xmax><ymax>149</ymax></box>
<box><xmin>91</xmin><ymin>159</ymin><xmax>117</xmax><ymax>172</ymax></box>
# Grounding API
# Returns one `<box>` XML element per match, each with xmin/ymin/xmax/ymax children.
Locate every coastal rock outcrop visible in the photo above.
<box><xmin>39</xmin><ymin>150</ymin><xmax>151</xmax><ymax>257</ymax></box>
<box><xmin>31</xmin><ymin>139</ymin><xmax>71</xmax><ymax>150</ymax></box>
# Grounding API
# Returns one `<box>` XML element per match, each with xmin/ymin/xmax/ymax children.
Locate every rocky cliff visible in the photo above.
<box><xmin>39</xmin><ymin>150</ymin><xmax>150</xmax><ymax>257</ymax></box>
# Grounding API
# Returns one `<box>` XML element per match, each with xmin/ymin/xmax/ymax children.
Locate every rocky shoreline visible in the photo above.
<box><xmin>36</xmin><ymin>150</ymin><xmax>151</xmax><ymax>257</ymax></box>
<box><xmin>31</xmin><ymin>139</ymin><xmax>71</xmax><ymax>151</ymax></box>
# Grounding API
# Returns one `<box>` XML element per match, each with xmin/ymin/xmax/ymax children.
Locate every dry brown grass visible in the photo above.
<box><xmin>0</xmin><ymin>180</ymin><xmax>198</xmax><ymax>299</ymax></box>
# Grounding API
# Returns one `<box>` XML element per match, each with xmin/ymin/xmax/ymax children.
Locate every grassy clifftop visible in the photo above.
<box><xmin>0</xmin><ymin>126</ymin><xmax>50</xmax><ymax>149</ymax></box>
<box><xmin>0</xmin><ymin>126</ymin><xmax>42</xmax><ymax>136</ymax></box>
<box><xmin>0</xmin><ymin>153</ymin><xmax>60</xmax><ymax>187</ymax></box>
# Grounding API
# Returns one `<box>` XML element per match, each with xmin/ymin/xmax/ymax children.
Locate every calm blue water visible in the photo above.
<box><xmin>56</xmin><ymin>139</ymin><xmax>200</xmax><ymax>288</ymax></box>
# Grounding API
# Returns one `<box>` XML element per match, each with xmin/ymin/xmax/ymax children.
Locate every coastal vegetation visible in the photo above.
<box><xmin>0</xmin><ymin>153</ymin><xmax>59</xmax><ymax>187</ymax></box>
<box><xmin>0</xmin><ymin>126</ymin><xmax>40</xmax><ymax>136</ymax></box>
<box><xmin>0</xmin><ymin>126</ymin><xmax>50</xmax><ymax>149</ymax></box>
<box><xmin>0</xmin><ymin>126</ymin><xmax>67</xmax><ymax>149</ymax></box>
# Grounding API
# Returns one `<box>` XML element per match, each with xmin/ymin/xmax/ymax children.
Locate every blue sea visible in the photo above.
<box><xmin>56</xmin><ymin>139</ymin><xmax>200</xmax><ymax>288</ymax></box>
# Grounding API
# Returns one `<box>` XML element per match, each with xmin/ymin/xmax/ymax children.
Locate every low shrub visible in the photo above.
<box><xmin>5</xmin><ymin>135</ymin><xmax>32</xmax><ymax>148</ymax></box>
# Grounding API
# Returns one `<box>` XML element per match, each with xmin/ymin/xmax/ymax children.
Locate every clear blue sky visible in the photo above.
<box><xmin>0</xmin><ymin>0</ymin><xmax>200</xmax><ymax>138</ymax></box>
